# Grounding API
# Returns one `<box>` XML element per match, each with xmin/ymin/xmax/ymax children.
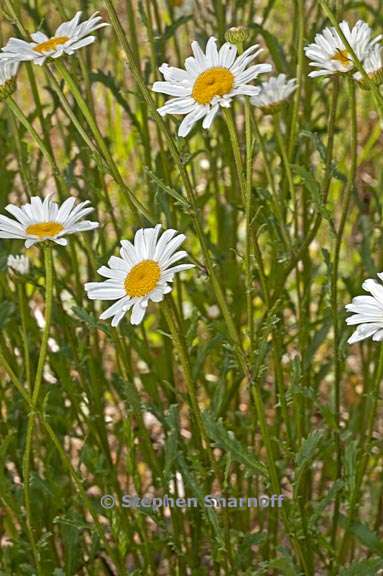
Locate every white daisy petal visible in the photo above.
<box><xmin>30</xmin><ymin>32</ymin><xmax>48</xmax><ymax>43</ymax></box>
<box><xmin>130</xmin><ymin>302</ymin><xmax>146</xmax><ymax>325</ymax></box>
<box><xmin>372</xmin><ymin>329</ymin><xmax>383</xmax><ymax>341</ymax></box>
<box><xmin>178</xmin><ymin>106</ymin><xmax>207</xmax><ymax>137</ymax></box>
<box><xmin>111</xmin><ymin>308</ymin><xmax>128</xmax><ymax>327</ymax></box>
<box><xmin>202</xmin><ymin>104</ymin><xmax>220</xmax><ymax>129</ymax></box>
<box><xmin>345</xmin><ymin>274</ymin><xmax>383</xmax><ymax>345</ymax></box>
<box><xmin>152</xmin><ymin>81</ymin><xmax>190</xmax><ymax>97</ymax></box>
<box><xmin>100</xmin><ymin>296</ymin><xmax>131</xmax><ymax>320</ymax></box>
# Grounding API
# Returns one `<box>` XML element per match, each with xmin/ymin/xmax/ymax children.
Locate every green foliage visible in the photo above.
<box><xmin>0</xmin><ymin>0</ymin><xmax>382</xmax><ymax>574</ymax></box>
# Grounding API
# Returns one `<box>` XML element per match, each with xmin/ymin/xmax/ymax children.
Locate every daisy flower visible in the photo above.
<box><xmin>85</xmin><ymin>225</ymin><xmax>194</xmax><ymax>326</ymax></box>
<box><xmin>7</xmin><ymin>254</ymin><xmax>29</xmax><ymax>275</ymax></box>
<box><xmin>354</xmin><ymin>45</ymin><xmax>383</xmax><ymax>85</ymax></box>
<box><xmin>0</xmin><ymin>195</ymin><xmax>99</xmax><ymax>248</ymax></box>
<box><xmin>152</xmin><ymin>36</ymin><xmax>271</xmax><ymax>137</ymax></box>
<box><xmin>304</xmin><ymin>20</ymin><xmax>381</xmax><ymax>78</ymax></box>
<box><xmin>0</xmin><ymin>60</ymin><xmax>19</xmax><ymax>101</ymax></box>
<box><xmin>0</xmin><ymin>11</ymin><xmax>108</xmax><ymax>66</ymax></box>
<box><xmin>250</xmin><ymin>74</ymin><xmax>297</xmax><ymax>113</ymax></box>
<box><xmin>345</xmin><ymin>273</ymin><xmax>383</xmax><ymax>343</ymax></box>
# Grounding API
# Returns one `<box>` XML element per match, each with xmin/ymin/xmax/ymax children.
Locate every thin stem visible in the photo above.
<box><xmin>270</xmin><ymin>76</ymin><xmax>339</xmax><ymax>301</ymax></box>
<box><xmin>223</xmin><ymin>105</ymin><xmax>255</xmax><ymax>345</ymax></box>
<box><xmin>53</xmin><ymin>60</ymin><xmax>151</xmax><ymax>224</ymax></box>
<box><xmin>331</xmin><ymin>76</ymin><xmax>357</xmax><ymax>552</ymax></box>
<box><xmin>252</xmin><ymin>114</ymin><xmax>291</xmax><ymax>249</ymax></box>
<box><xmin>6</xmin><ymin>97</ymin><xmax>66</xmax><ymax>191</ymax></box>
<box><xmin>41</xmin><ymin>417</ymin><xmax>118</xmax><ymax>561</ymax></box>
<box><xmin>163</xmin><ymin>298</ymin><xmax>207</xmax><ymax>451</ymax></box>
<box><xmin>287</xmin><ymin>0</ymin><xmax>305</xmax><ymax>158</ymax></box>
<box><xmin>251</xmin><ymin>382</ymin><xmax>312</xmax><ymax>575</ymax></box>
<box><xmin>0</xmin><ymin>345</ymin><xmax>32</xmax><ymax>407</ymax></box>
<box><xmin>31</xmin><ymin>245</ymin><xmax>54</xmax><ymax>407</ymax></box>
<box><xmin>274</xmin><ymin>113</ymin><xmax>297</xmax><ymax>229</ymax></box>
<box><xmin>338</xmin><ymin>346</ymin><xmax>383</xmax><ymax>562</ymax></box>
<box><xmin>222</xmin><ymin>108</ymin><xmax>246</xmax><ymax>204</ymax></box>
<box><xmin>17</xmin><ymin>284</ymin><xmax>32</xmax><ymax>393</ymax></box>
<box><xmin>245</xmin><ymin>99</ymin><xmax>254</xmax><ymax>346</ymax></box>
<box><xmin>22</xmin><ymin>244</ymin><xmax>53</xmax><ymax>576</ymax></box>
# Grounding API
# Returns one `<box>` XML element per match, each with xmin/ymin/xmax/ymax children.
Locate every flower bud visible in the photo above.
<box><xmin>225</xmin><ymin>26</ymin><xmax>250</xmax><ymax>45</ymax></box>
<box><xmin>0</xmin><ymin>61</ymin><xmax>19</xmax><ymax>102</ymax></box>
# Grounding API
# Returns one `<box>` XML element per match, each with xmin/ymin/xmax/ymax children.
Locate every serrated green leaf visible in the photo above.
<box><xmin>202</xmin><ymin>412</ymin><xmax>268</xmax><ymax>477</ymax></box>
<box><xmin>145</xmin><ymin>167</ymin><xmax>191</xmax><ymax>209</ymax></box>
<box><xmin>294</xmin><ymin>431</ymin><xmax>324</xmax><ymax>490</ymax></box>
<box><xmin>339</xmin><ymin>558</ymin><xmax>383</xmax><ymax>575</ymax></box>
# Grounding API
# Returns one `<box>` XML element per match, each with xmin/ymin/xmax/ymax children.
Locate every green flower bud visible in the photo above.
<box><xmin>225</xmin><ymin>26</ymin><xmax>250</xmax><ymax>45</ymax></box>
<box><xmin>0</xmin><ymin>77</ymin><xmax>17</xmax><ymax>102</ymax></box>
<box><xmin>259</xmin><ymin>101</ymin><xmax>283</xmax><ymax>115</ymax></box>
<box><xmin>0</xmin><ymin>62</ymin><xmax>19</xmax><ymax>102</ymax></box>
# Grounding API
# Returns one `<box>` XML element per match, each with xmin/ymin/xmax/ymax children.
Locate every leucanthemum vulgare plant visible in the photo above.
<box><xmin>2</xmin><ymin>1</ymin><xmax>383</xmax><ymax>574</ymax></box>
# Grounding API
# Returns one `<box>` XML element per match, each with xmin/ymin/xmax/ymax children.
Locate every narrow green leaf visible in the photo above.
<box><xmin>202</xmin><ymin>412</ymin><xmax>268</xmax><ymax>477</ymax></box>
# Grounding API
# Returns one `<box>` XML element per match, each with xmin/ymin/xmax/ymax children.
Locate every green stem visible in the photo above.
<box><xmin>0</xmin><ymin>345</ymin><xmax>32</xmax><ymax>407</ymax></box>
<box><xmin>287</xmin><ymin>0</ymin><xmax>305</xmax><ymax>158</ymax></box>
<box><xmin>41</xmin><ymin>417</ymin><xmax>118</xmax><ymax>561</ymax></box>
<box><xmin>330</xmin><ymin>78</ymin><xmax>357</xmax><ymax>553</ymax></box>
<box><xmin>252</xmin><ymin>114</ymin><xmax>291</xmax><ymax>249</ymax></box>
<box><xmin>251</xmin><ymin>382</ymin><xmax>311</xmax><ymax>575</ymax></box>
<box><xmin>53</xmin><ymin>60</ymin><xmax>151</xmax><ymax>224</ymax></box>
<box><xmin>17</xmin><ymin>284</ymin><xmax>32</xmax><ymax>393</ymax></box>
<box><xmin>222</xmin><ymin>108</ymin><xmax>246</xmax><ymax>204</ymax></box>
<box><xmin>338</xmin><ymin>347</ymin><xmax>383</xmax><ymax>561</ymax></box>
<box><xmin>32</xmin><ymin>245</ymin><xmax>54</xmax><ymax>407</ymax></box>
<box><xmin>22</xmin><ymin>244</ymin><xmax>53</xmax><ymax>576</ymax></box>
<box><xmin>274</xmin><ymin>113</ymin><xmax>297</xmax><ymax>229</ymax></box>
<box><xmin>271</xmin><ymin>76</ymin><xmax>339</xmax><ymax>301</ymax></box>
<box><xmin>223</xmin><ymin>106</ymin><xmax>255</xmax><ymax>346</ymax></box>
<box><xmin>6</xmin><ymin>97</ymin><xmax>66</xmax><ymax>191</ymax></box>
<box><xmin>163</xmin><ymin>298</ymin><xmax>207</xmax><ymax>452</ymax></box>
<box><xmin>245</xmin><ymin>99</ymin><xmax>254</xmax><ymax>346</ymax></box>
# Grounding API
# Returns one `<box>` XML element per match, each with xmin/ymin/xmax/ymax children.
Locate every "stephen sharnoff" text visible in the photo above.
<box><xmin>100</xmin><ymin>494</ymin><xmax>286</xmax><ymax>510</ymax></box>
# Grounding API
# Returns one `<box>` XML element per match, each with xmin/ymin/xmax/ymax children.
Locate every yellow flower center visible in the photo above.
<box><xmin>33</xmin><ymin>36</ymin><xmax>70</xmax><ymax>54</ymax></box>
<box><xmin>26</xmin><ymin>222</ymin><xmax>64</xmax><ymax>238</ymax></box>
<box><xmin>331</xmin><ymin>49</ymin><xmax>350</xmax><ymax>66</ymax></box>
<box><xmin>124</xmin><ymin>260</ymin><xmax>161</xmax><ymax>297</ymax></box>
<box><xmin>192</xmin><ymin>67</ymin><xmax>234</xmax><ymax>105</ymax></box>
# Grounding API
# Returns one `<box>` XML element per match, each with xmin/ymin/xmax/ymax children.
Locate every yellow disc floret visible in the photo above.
<box><xmin>33</xmin><ymin>36</ymin><xmax>70</xmax><ymax>54</ymax></box>
<box><xmin>331</xmin><ymin>49</ymin><xmax>350</xmax><ymax>66</ymax></box>
<box><xmin>124</xmin><ymin>260</ymin><xmax>161</xmax><ymax>297</ymax></box>
<box><xmin>192</xmin><ymin>67</ymin><xmax>234</xmax><ymax>105</ymax></box>
<box><xmin>26</xmin><ymin>222</ymin><xmax>64</xmax><ymax>238</ymax></box>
